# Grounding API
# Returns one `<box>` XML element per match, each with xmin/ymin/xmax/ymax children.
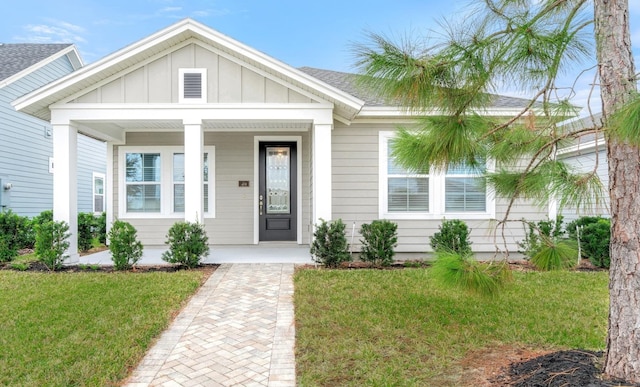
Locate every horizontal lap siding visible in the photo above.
<box><xmin>0</xmin><ymin>56</ymin><xmax>75</xmax><ymax>217</ymax></box>
<box><xmin>77</xmin><ymin>135</ymin><xmax>106</xmax><ymax>213</ymax></box>
<box><xmin>560</xmin><ymin>150</ymin><xmax>610</xmax><ymax>221</ymax></box>
<box><xmin>332</xmin><ymin>122</ymin><xmax>544</xmax><ymax>255</ymax></box>
<box><xmin>116</xmin><ymin>131</ymin><xmax>310</xmax><ymax>246</ymax></box>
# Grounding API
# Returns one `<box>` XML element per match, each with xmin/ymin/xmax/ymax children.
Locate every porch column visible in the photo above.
<box><xmin>105</xmin><ymin>142</ymin><xmax>114</xmax><ymax>242</ymax></box>
<box><xmin>52</xmin><ymin>122</ymin><xmax>79</xmax><ymax>263</ymax></box>
<box><xmin>312</xmin><ymin>123</ymin><xmax>332</xmax><ymax>224</ymax></box>
<box><xmin>183</xmin><ymin>118</ymin><xmax>204</xmax><ymax>223</ymax></box>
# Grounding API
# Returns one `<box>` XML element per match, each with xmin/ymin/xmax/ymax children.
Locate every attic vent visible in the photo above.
<box><xmin>183</xmin><ymin>73</ymin><xmax>202</xmax><ymax>98</ymax></box>
<box><xmin>179</xmin><ymin>68</ymin><xmax>207</xmax><ymax>103</ymax></box>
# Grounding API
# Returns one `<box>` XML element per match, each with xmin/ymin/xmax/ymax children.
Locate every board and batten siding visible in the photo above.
<box><xmin>332</xmin><ymin>122</ymin><xmax>547</xmax><ymax>257</ymax></box>
<box><xmin>0</xmin><ymin>55</ymin><xmax>76</xmax><ymax>217</ymax></box>
<box><xmin>114</xmin><ymin>131</ymin><xmax>311</xmax><ymax>246</ymax></box>
<box><xmin>72</xmin><ymin>43</ymin><xmax>315</xmax><ymax>105</ymax></box>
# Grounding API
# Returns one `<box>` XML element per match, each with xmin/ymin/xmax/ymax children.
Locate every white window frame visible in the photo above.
<box><xmin>118</xmin><ymin>146</ymin><xmax>215</xmax><ymax>219</ymax></box>
<box><xmin>92</xmin><ymin>172</ymin><xmax>106</xmax><ymax>214</ymax></box>
<box><xmin>379</xmin><ymin>131</ymin><xmax>495</xmax><ymax>220</ymax></box>
<box><xmin>179</xmin><ymin>68</ymin><xmax>207</xmax><ymax>104</ymax></box>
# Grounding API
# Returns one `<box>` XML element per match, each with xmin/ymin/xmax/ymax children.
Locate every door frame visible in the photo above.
<box><xmin>254</xmin><ymin>135</ymin><xmax>303</xmax><ymax>244</ymax></box>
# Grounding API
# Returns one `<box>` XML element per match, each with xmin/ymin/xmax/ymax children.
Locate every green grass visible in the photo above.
<box><xmin>0</xmin><ymin>270</ymin><xmax>205</xmax><ymax>386</ymax></box>
<box><xmin>294</xmin><ymin>268</ymin><xmax>608</xmax><ymax>386</ymax></box>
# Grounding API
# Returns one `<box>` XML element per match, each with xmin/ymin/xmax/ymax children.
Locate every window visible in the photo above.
<box><xmin>387</xmin><ymin>140</ymin><xmax>429</xmax><ymax>212</ymax></box>
<box><xmin>172</xmin><ymin>152</ymin><xmax>210</xmax><ymax>213</ymax></box>
<box><xmin>93</xmin><ymin>172</ymin><xmax>106</xmax><ymax>213</ymax></box>
<box><xmin>179</xmin><ymin>68</ymin><xmax>207</xmax><ymax>103</ymax></box>
<box><xmin>125</xmin><ymin>153</ymin><xmax>161</xmax><ymax>213</ymax></box>
<box><xmin>380</xmin><ymin>132</ymin><xmax>493</xmax><ymax>219</ymax></box>
<box><xmin>119</xmin><ymin>146</ymin><xmax>215</xmax><ymax>218</ymax></box>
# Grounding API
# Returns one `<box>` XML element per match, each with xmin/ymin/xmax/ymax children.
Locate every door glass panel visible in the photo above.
<box><xmin>266</xmin><ymin>146</ymin><xmax>290</xmax><ymax>214</ymax></box>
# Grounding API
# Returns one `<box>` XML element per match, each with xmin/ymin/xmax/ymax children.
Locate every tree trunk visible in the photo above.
<box><xmin>595</xmin><ymin>0</ymin><xmax>640</xmax><ymax>382</ymax></box>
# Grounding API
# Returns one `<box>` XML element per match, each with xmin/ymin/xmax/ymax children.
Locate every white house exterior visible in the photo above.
<box><xmin>13</xmin><ymin>19</ymin><xmax>548</xmax><ymax>262</ymax></box>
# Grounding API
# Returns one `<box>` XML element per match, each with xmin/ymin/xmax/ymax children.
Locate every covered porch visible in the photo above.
<box><xmin>80</xmin><ymin>243</ymin><xmax>314</xmax><ymax>265</ymax></box>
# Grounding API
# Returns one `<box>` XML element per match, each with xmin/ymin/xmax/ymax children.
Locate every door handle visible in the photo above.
<box><xmin>259</xmin><ymin>194</ymin><xmax>263</xmax><ymax>215</ymax></box>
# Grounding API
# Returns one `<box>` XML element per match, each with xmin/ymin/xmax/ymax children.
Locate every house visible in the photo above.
<box><xmin>13</xmin><ymin>19</ymin><xmax>549</xmax><ymax>262</ymax></box>
<box><xmin>555</xmin><ymin>114</ymin><xmax>610</xmax><ymax>222</ymax></box>
<box><xmin>0</xmin><ymin>43</ymin><xmax>106</xmax><ymax>217</ymax></box>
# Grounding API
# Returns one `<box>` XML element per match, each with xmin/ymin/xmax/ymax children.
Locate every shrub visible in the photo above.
<box><xmin>310</xmin><ymin>219</ymin><xmax>351</xmax><ymax>268</ymax></box>
<box><xmin>96</xmin><ymin>212</ymin><xmax>107</xmax><ymax>244</ymax></box>
<box><xmin>161</xmin><ymin>221</ymin><xmax>209</xmax><ymax>268</ymax></box>
<box><xmin>108</xmin><ymin>220</ymin><xmax>144</xmax><ymax>270</ymax></box>
<box><xmin>0</xmin><ymin>210</ymin><xmax>32</xmax><ymax>251</ymax></box>
<box><xmin>27</xmin><ymin>210</ymin><xmax>54</xmax><ymax>248</ymax></box>
<box><xmin>0</xmin><ymin>235</ymin><xmax>18</xmax><ymax>262</ymax></box>
<box><xmin>581</xmin><ymin>219</ymin><xmax>611</xmax><ymax>268</ymax></box>
<box><xmin>34</xmin><ymin>220</ymin><xmax>70</xmax><ymax>271</ymax></box>
<box><xmin>518</xmin><ymin>215</ymin><xmax>565</xmax><ymax>259</ymax></box>
<box><xmin>77</xmin><ymin>212</ymin><xmax>97</xmax><ymax>252</ymax></box>
<box><xmin>359</xmin><ymin>220</ymin><xmax>398</xmax><ymax>266</ymax></box>
<box><xmin>430</xmin><ymin>219</ymin><xmax>472</xmax><ymax>254</ymax></box>
<box><xmin>565</xmin><ymin>216</ymin><xmax>603</xmax><ymax>240</ymax></box>
<box><xmin>430</xmin><ymin>250</ymin><xmax>510</xmax><ymax>296</ymax></box>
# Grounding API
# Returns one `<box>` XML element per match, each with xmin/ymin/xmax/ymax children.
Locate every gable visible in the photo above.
<box><xmin>71</xmin><ymin>42</ymin><xmax>315</xmax><ymax>105</ymax></box>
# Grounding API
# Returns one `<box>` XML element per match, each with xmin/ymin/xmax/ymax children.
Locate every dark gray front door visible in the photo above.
<box><xmin>259</xmin><ymin>142</ymin><xmax>297</xmax><ymax>241</ymax></box>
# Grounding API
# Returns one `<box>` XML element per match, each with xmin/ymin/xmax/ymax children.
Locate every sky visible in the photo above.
<box><xmin>1</xmin><ymin>0</ymin><xmax>640</xmax><ymax>115</ymax></box>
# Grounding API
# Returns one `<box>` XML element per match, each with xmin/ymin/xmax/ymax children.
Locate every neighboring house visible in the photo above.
<box><xmin>556</xmin><ymin>114</ymin><xmax>609</xmax><ymax>222</ymax></box>
<box><xmin>13</xmin><ymin>19</ymin><xmax>550</xmax><ymax>261</ymax></box>
<box><xmin>0</xmin><ymin>43</ymin><xmax>107</xmax><ymax>217</ymax></box>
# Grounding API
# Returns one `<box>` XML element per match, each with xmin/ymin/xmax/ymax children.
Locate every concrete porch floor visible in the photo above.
<box><xmin>79</xmin><ymin>244</ymin><xmax>314</xmax><ymax>265</ymax></box>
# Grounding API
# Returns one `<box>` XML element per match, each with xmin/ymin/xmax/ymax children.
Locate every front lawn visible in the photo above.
<box><xmin>294</xmin><ymin>268</ymin><xmax>608</xmax><ymax>386</ymax></box>
<box><xmin>0</xmin><ymin>270</ymin><xmax>206</xmax><ymax>386</ymax></box>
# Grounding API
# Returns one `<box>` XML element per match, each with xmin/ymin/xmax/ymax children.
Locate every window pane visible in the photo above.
<box><xmin>388</xmin><ymin>177</ymin><xmax>428</xmax><ymax>212</ymax></box>
<box><xmin>174</xmin><ymin>183</ymin><xmax>185</xmax><ymax>212</ymax></box>
<box><xmin>447</xmin><ymin>159</ymin><xmax>486</xmax><ymax>175</ymax></box>
<box><xmin>204</xmin><ymin>153</ymin><xmax>209</xmax><ymax>182</ymax></box>
<box><xmin>126</xmin><ymin>153</ymin><xmax>160</xmax><ymax>182</ymax></box>
<box><xmin>204</xmin><ymin>183</ymin><xmax>209</xmax><ymax>213</ymax></box>
<box><xmin>94</xmin><ymin>196</ymin><xmax>104</xmax><ymax>213</ymax></box>
<box><xmin>173</xmin><ymin>153</ymin><xmax>185</xmax><ymax>182</ymax></box>
<box><xmin>445</xmin><ymin>177</ymin><xmax>486</xmax><ymax>212</ymax></box>
<box><xmin>94</xmin><ymin>177</ymin><xmax>104</xmax><ymax>195</ymax></box>
<box><xmin>266</xmin><ymin>147</ymin><xmax>290</xmax><ymax>214</ymax></box>
<box><xmin>127</xmin><ymin>184</ymin><xmax>161</xmax><ymax>212</ymax></box>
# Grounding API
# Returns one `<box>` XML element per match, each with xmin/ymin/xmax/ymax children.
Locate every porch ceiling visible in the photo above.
<box><xmin>77</xmin><ymin>119</ymin><xmax>312</xmax><ymax>137</ymax></box>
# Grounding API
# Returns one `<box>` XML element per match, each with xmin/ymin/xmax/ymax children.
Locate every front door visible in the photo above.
<box><xmin>259</xmin><ymin>142</ymin><xmax>297</xmax><ymax>241</ymax></box>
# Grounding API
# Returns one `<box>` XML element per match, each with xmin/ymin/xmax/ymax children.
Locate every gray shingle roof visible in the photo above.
<box><xmin>299</xmin><ymin>66</ymin><xmax>539</xmax><ymax>110</ymax></box>
<box><xmin>0</xmin><ymin>43</ymin><xmax>72</xmax><ymax>82</ymax></box>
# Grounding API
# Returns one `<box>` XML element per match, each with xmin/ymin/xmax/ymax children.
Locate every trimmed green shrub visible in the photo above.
<box><xmin>430</xmin><ymin>219</ymin><xmax>472</xmax><ymax>254</ymax></box>
<box><xmin>108</xmin><ymin>220</ymin><xmax>143</xmax><ymax>270</ymax></box>
<box><xmin>27</xmin><ymin>210</ymin><xmax>54</xmax><ymax>249</ymax></box>
<box><xmin>96</xmin><ymin>212</ymin><xmax>107</xmax><ymax>244</ymax></box>
<box><xmin>310</xmin><ymin>218</ymin><xmax>351</xmax><ymax>268</ymax></box>
<box><xmin>77</xmin><ymin>212</ymin><xmax>97</xmax><ymax>252</ymax></box>
<box><xmin>34</xmin><ymin>220</ymin><xmax>70</xmax><ymax>271</ymax></box>
<box><xmin>0</xmin><ymin>210</ymin><xmax>32</xmax><ymax>252</ymax></box>
<box><xmin>565</xmin><ymin>216</ymin><xmax>603</xmax><ymax>240</ymax></box>
<box><xmin>0</xmin><ymin>235</ymin><xmax>18</xmax><ymax>262</ymax></box>
<box><xmin>359</xmin><ymin>220</ymin><xmax>398</xmax><ymax>266</ymax></box>
<box><xmin>581</xmin><ymin>219</ymin><xmax>611</xmax><ymax>268</ymax></box>
<box><xmin>430</xmin><ymin>250</ymin><xmax>510</xmax><ymax>296</ymax></box>
<box><xmin>161</xmin><ymin>221</ymin><xmax>209</xmax><ymax>268</ymax></box>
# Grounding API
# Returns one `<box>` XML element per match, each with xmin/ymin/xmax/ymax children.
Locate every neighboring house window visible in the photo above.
<box><xmin>179</xmin><ymin>68</ymin><xmax>207</xmax><ymax>103</ymax></box>
<box><xmin>119</xmin><ymin>146</ymin><xmax>215</xmax><ymax>218</ymax></box>
<box><xmin>172</xmin><ymin>152</ymin><xmax>211</xmax><ymax>214</ymax></box>
<box><xmin>380</xmin><ymin>132</ymin><xmax>494</xmax><ymax>219</ymax></box>
<box><xmin>93</xmin><ymin>172</ymin><xmax>106</xmax><ymax>213</ymax></box>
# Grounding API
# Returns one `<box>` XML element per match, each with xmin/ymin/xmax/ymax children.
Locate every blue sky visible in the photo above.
<box><xmin>2</xmin><ymin>0</ymin><xmax>639</xmax><ymax>113</ymax></box>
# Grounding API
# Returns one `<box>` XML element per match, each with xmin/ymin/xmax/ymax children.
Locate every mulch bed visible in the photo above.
<box><xmin>2</xmin><ymin>260</ymin><xmax>219</xmax><ymax>273</ymax></box>
<box><xmin>490</xmin><ymin>350</ymin><xmax>640</xmax><ymax>387</ymax></box>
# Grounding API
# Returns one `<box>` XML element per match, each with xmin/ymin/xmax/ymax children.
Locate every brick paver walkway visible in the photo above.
<box><xmin>125</xmin><ymin>263</ymin><xmax>296</xmax><ymax>387</ymax></box>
